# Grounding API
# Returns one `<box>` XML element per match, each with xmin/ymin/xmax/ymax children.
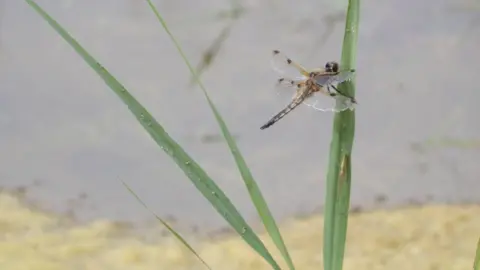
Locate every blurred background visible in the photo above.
<box><xmin>0</xmin><ymin>0</ymin><xmax>479</xmax><ymax>269</ymax></box>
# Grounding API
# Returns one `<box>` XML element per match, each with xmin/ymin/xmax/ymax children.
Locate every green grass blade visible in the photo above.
<box><xmin>25</xmin><ymin>1</ymin><xmax>281</xmax><ymax>269</ymax></box>
<box><xmin>122</xmin><ymin>181</ymin><xmax>212</xmax><ymax>270</ymax></box>
<box><xmin>143</xmin><ymin>1</ymin><xmax>295</xmax><ymax>269</ymax></box>
<box><xmin>323</xmin><ymin>0</ymin><xmax>360</xmax><ymax>270</ymax></box>
<box><xmin>474</xmin><ymin>237</ymin><xmax>480</xmax><ymax>270</ymax></box>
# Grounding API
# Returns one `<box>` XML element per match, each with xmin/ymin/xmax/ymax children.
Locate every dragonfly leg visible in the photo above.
<box><xmin>327</xmin><ymin>85</ymin><xmax>337</xmax><ymax>97</ymax></box>
<box><xmin>330</xmin><ymin>85</ymin><xmax>356</xmax><ymax>103</ymax></box>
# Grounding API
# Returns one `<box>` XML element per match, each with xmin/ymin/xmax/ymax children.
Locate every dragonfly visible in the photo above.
<box><xmin>260</xmin><ymin>50</ymin><xmax>357</xmax><ymax>130</ymax></box>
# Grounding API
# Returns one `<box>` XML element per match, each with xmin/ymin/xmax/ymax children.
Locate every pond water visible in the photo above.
<box><xmin>0</xmin><ymin>0</ymin><xmax>479</xmax><ymax>231</ymax></box>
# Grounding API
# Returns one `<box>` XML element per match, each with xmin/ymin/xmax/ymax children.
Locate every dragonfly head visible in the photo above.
<box><xmin>325</xmin><ymin>61</ymin><xmax>339</xmax><ymax>72</ymax></box>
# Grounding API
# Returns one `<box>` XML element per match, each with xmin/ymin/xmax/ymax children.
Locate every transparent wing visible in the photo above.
<box><xmin>271</xmin><ymin>50</ymin><xmax>310</xmax><ymax>79</ymax></box>
<box><xmin>274</xmin><ymin>78</ymin><xmax>355</xmax><ymax>112</ymax></box>
<box><xmin>327</xmin><ymin>69</ymin><xmax>355</xmax><ymax>85</ymax></box>
<box><xmin>312</xmin><ymin>70</ymin><xmax>356</xmax><ymax>103</ymax></box>
<box><xmin>302</xmin><ymin>87</ymin><xmax>356</xmax><ymax>112</ymax></box>
<box><xmin>274</xmin><ymin>77</ymin><xmax>303</xmax><ymax>102</ymax></box>
<box><xmin>313</xmin><ymin>69</ymin><xmax>355</xmax><ymax>86</ymax></box>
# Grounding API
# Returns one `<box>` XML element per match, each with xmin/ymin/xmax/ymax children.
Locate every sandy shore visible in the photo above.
<box><xmin>0</xmin><ymin>192</ymin><xmax>478</xmax><ymax>270</ymax></box>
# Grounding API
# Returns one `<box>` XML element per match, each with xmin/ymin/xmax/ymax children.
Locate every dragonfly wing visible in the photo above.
<box><xmin>271</xmin><ymin>50</ymin><xmax>309</xmax><ymax>78</ymax></box>
<box><xmin>313</xmin><ymin>70</ymin><xmax>355</xmax><ymax>86</ymax></box>
<box><xmin>327</xmin><ymin>70</ymin><xmax>355</xmax><ymax>85</ymax></box>
<box><xmin>312</xmin><ymin>73</ymin><xmax>336</xmax><ymax>86</ymax></box>
<box><xmin>332</xmin><ymin>95</ymin><xmax>356</xmax><ymax>112</ymax></box>
<box><xmin>274</xmin><ymin>77</ymin><xmax>304</xmax><ymax>103</ymax></box>
<box><xmin>303</xmin><ymin>90</ymin><xmax>356</xmax><ymax>112</ymax></box>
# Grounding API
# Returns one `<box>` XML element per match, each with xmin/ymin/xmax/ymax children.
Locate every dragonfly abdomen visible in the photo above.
<box><xmin>260</xmin><ymin>93</ymin><xmax>310</xmax><ymax>130</ymax></box>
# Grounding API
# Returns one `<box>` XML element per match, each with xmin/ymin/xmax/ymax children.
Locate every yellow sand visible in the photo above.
<box><xmin>0</xmin><ymin>192</ymin><xmax>478</xmax><ymax>270</ymax></box>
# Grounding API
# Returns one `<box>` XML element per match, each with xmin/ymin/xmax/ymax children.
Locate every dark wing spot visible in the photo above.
<box><xmin>278</xmin><ymin>78</ymin><xmax>284</xmax><ymax>83</ymax></box>
<box><xmin>296</xmin><ymin>83</ymin><xmax>301</xmax><ymax>88</ymax></box>
<box><xmin>287</xmin><ymin>59</ymin><xmax>292</xmax><ymax>64</ymax></box>
<box><xmin>273</xmin><ymin>50</ymin><xmax>280</xmax><ymax>54</ymax></box>
<box><xmin>290</xmin><ymin>81</ymin><xmax>295</xmax><ymax>85</ymax></box>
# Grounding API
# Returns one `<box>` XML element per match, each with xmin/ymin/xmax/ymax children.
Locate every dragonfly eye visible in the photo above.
<box><xmin>325</xmin><ymin>61</ymin><xmax>339</xmax><ymax>72</ymax></box>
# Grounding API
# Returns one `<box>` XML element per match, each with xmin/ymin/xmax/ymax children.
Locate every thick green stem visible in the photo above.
<box><xmin>322</xmin><ymin>0</ymin><xmax>360</xmax><ymax>270</ymax></box>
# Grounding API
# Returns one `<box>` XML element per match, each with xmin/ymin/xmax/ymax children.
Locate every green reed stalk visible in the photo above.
<box><xmin>323</xmin><ymin>0</ymin><xmax>360</xmax><ymax>270</ymax></box>
<box><xmin>474</xmin><ymin>237</ymin><xmax>480</xmax><ymax>270</ymax></box>
<box><xmin>143</xmin><ymin>1</ymin><xmax>294</xmax><ymax>269</ymax></box>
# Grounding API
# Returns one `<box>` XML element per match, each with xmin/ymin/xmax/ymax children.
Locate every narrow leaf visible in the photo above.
<box><xmin>474</xmin><ymin>237</ymin><xmax>480</xmax><ymax>270</ymax></box>
<box><xmin>24</xmin><ymin>1</ymin><xmax>280</xmax><ymax>269</ymax></box>
<box><xmin>144</xmin><ymin>0</ymin><xmax>294</xmax><ymax>269</ymax></box>
<box><xmin>122</xmin><ymin>181</ymin><xmax>212</xmax><ymax>270</ymax></box>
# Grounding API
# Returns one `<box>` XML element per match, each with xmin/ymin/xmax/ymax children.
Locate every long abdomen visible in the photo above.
<box><xmin>260</xmin><ymin>95</ymin><xmax>307</xmax><ymax>130</ymax></box>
